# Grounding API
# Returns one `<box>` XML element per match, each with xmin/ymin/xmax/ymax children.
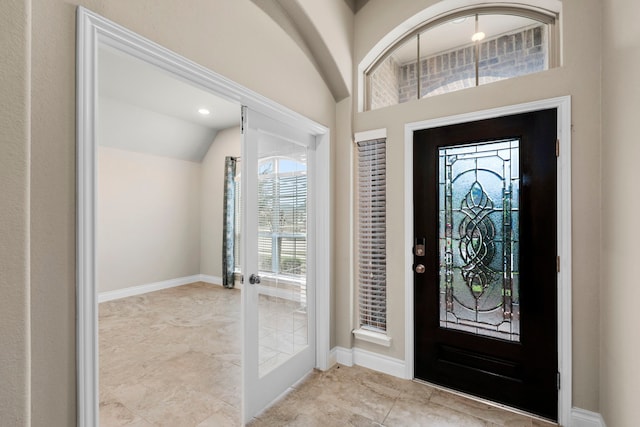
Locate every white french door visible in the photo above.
<box><xmin>241</xmin><ymin>107</ymin><xmax>316</xmax><ymax>423</ymax></box>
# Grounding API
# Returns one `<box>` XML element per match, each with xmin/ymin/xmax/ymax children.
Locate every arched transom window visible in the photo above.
<box><xmin>364</xmin><ymin>6</ymin><xmax>559</xmax><ymax>111</ymax></box>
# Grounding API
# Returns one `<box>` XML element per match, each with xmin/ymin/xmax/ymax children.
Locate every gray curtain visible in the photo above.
<box><xmin>222</xmin><ymin>156</ymin><xmax>238</xmax><ymax>288</ymax></box>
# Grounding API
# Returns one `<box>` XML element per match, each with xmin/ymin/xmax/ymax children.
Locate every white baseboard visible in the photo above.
<box><xmin>98</xmin><ymin>274</ymin><xmax>202</xmax><ymax>302</ymax></box>
<box><xmin>328</xmin><ymin>347</ymin><xmax>338</xmax><ymax>368</ymax></box>
<box><xmin>353</xmin><ymin>347</ymin><xmax>406</xmax><ymax>378</ymax></box>
<box><xmin>334</xmin><ymin>346</ymin><xmax>354</xmax><ymax>367</ymax></box>
<box><xmin>570</xmin><ymin>408</ymin><xmax>606</xmax><ymax>427</ymax></box>
<box><xmin>201</xmin><ymin>273</ymin><xmax>245</xmax><ymax>289</ymax></box>
<box><xmin>333</xmin><ymin>346</ymin><xmax>406</xmax><ymax>379</ymax></box>
<box><xmin>199</xmin><ymin>274</ymin><xmax>223</xmax><ymax>286</ymax></box>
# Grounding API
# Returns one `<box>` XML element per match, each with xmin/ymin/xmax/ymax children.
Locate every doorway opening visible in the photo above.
<box><xmin>414</xmin><ymin>109</ymin><xmax>557</xmax><ymax>419</ymax></box>
<box><xmin>96</xmin><ymin>41</ymin><xmax>244</xmax><ymax>424</ymax></box>
<box><xmin>77</xmin><ymin>7</ymin><xmax>331</xmax><ymax>426</ymax></box>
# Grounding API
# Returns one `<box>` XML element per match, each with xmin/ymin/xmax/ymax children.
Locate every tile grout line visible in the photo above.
<box><xmin>380</xmin><ymin>390</ymin><xmax>402</xmax><ymax>426</ymax></box>
<box><xmin>427</xmin><ymin>388</ymin><xmax>536</xmax><ymax>427</ymax></box>
<box><xmin>121</xmin><ymin>400</ymin><xmax>156</xmax><ymax>427</ymax></box>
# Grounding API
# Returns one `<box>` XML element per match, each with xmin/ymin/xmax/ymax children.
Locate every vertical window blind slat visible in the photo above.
<box><xmin>357</xmin><ymin>138</ymin><xmax>387</xmax><ymax>333</ymax></box>
<box><xmin>235</xmin><ymin>158</ymin><xmax>307</xmax><ymax>279</ymax></box>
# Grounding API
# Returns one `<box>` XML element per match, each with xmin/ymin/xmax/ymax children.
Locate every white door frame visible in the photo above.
<box><xmin>403</xmin><ymin>97</ymin><xmax>572</xmax><ymax>425</ymax></box>
<box><xmin>76</xmin><ymin>7</ymin><xmax>331</xmax><ymax>426</ymax></box>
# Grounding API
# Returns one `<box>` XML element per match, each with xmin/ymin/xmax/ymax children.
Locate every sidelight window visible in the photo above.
<box><xmin>356</xmin><ymin>137</ymin><xmax>387</xmax><ymax>334</ymax></box>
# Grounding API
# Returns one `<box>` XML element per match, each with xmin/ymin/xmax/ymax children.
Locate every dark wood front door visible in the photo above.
<box><xmin>413</xmin><ymin>109</ymin><xmax>558</xmax><ymax>420</ymax></box>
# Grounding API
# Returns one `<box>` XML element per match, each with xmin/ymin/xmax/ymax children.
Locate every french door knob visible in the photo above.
<box><xmin>249</xmin><ymin>274</ymin><xmax>261</xmax><ymax>285</ymax></box>
<box><xmin>414</xmin><ymin>264</ymin><xmax>425</xmax><ymax>274</ymax></box>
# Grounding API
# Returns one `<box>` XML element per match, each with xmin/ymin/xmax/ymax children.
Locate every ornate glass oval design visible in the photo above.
<box><xmin>459</xmin><ymin>181</ymin><xmax>496</xmax><ymax>300</ymax></box>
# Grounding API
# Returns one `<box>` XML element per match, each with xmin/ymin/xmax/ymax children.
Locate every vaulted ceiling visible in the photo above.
<box><xmin>251</xmin><ymin>0</ymin><xmax>354</xmax><ymax>101</ymax></box>
<box><xmin>343</xmin><ymin>0</ymin><xmax>370</xmax><ymax>13</ymax></box>
<box><xmin>98</xmin><ymin>45</ymin><xmax>240</xmax><ymax>162</ymax></box>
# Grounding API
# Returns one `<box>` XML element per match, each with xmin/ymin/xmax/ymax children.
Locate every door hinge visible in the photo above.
<box><xmin>557</xmin><ymin>372</ymin><xmax>561</xmax><ymax>390</ymax></box>
<box><xmin>557</xmin><ymin>256</ymin><xmax>560</xmax><ymax>273</ymax></box>
<box><xmin>556</xmin><ymin>139</ymin><xmax>560</xmax><ymax>157</ymax></box>
<box><xmin>241</xmin><ymin>106</ymin><xmax>246</xmax><ymax>134</ymax></box>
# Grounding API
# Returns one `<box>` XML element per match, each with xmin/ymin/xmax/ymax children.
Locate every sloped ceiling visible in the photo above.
<box><xmin>98</xmin><ymin>45</ymin><xmax>241</xmax><ymax>162</ymax></box>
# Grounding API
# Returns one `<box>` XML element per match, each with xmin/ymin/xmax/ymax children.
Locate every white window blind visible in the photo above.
<box><xmin>257</xmin><ymin>163</ymin><xmax>307</xmax><ymax>279</ymax></box>
<box><xmin>233</xmin><ymin>158</ymin><xmax>307</xmax><ymax>280</ymax></box>
<box><xmin>357</xmin><ymin>138</ymin><xmax>387</xmax><ymax>332</ymax></box>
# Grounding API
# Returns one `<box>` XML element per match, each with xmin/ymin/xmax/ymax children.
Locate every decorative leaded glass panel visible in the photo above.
<box><xmin>439</xmin><ymin>139</ymin><xmax>520</xmax><ymax>341</ymax></box>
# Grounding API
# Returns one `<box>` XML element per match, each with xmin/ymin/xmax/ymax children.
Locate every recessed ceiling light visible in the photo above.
<box><xmin>198</xmin><ymin>108</ymin><xmax>211</xmax><ymax>115</ymax></box>
<box><xmin>451</xmin><ymin>17</ymin><xmax>467</xmax><ymax>24</ymax></box>
<box><xmin>471</xmin><ymin>32</ymin><xmax>486</xmax><ymax>42</ymax></box>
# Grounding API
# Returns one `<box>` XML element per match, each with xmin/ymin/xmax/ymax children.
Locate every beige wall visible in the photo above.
<box><xmin>343</xmin><ymin>0</ymin><xmax>602</xmax><ymax>412</ymax></box>
<box><xmin>334</xmin><ymin>97</ymin><xmax>354</xmax><ymax>350</ymax></box>
<box><xmin>98</xmin><ymin>126</ymin><xmax>242</xmax><ymax>291</ymax></box>
<box><xmin>15</xmin><ymin>0</ymin><xmax>640</xmax><ymax>423</ymax></box>
<box><xmin>0</xmin><ymin>0</ymin><xmax>30</xmax><ymax>424</ymax></box>
<box><xmin>28</xmin><ymin>0</ymin><xmax>336</xmax><ymax>424</ymax></box>
<box><xmin>600</xmin><ymin>0</ymin><xmax>640</xmax><ymax>425</ymax></box>
<box><xmin>200</xmin><ymin>127</ymin><xmax>241</xmax><ymax>279</ymax></box>
<box><xmin>97</xmin><ymin>147</ymin><xmax>202</xmax><ymax>292</ymax></box>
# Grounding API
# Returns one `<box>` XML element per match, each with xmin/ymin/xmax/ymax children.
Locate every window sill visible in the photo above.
<box><xmin>352</xmin><ymin>328</ymin><xmax>392</xmax><ymax>347</ymax></box>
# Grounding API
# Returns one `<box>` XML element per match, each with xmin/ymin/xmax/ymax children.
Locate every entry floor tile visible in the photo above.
<box><xmin>247</xmin><ymin>365</ymin><xmax>559</xmax><ymax>427</ymax></box>
<box><xmin>100</xmin><ymin>283</ymin><xmax>558</xmax><ymax>426</ymax></box>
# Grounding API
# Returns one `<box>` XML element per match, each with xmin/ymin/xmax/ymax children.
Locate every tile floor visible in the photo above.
<box><xmin>258</xmin><ymin>292</ymin><xmax>308</xmax><ymax>376</ymax></box>
<box><xmin>99</xmin><ymin>282</ymin><xmax>241</xmax><ymax>426</ymax></box>
<box><xmin>99</xmin><ymin>282</ymin><xmax>558</xmax><ymax>426</ymax></box>
<box><xmin>248</xmin><ymin>365</ymin><xmax>558</xmax><ymax>427</ymax></box>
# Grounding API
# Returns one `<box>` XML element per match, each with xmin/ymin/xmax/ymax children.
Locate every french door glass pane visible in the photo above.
<box><xmin>257</xmin><ymin>144</ymin><xmax>309</xmax><ymax>376</ymax></box>
<box><xmin>439</xmin><ymin>139</ymin><xmax>520</xmax><ymax>341</ymax></box>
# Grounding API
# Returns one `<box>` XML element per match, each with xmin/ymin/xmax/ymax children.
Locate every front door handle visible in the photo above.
<box><xmin>414</xmin><ymin>264</ymin><xmax>425</xmax><ymax>274</ymax></box>
<box><xmin>249</xmin><ymin>274</ymin><xmax>261</xmax><ymax>285</ymax></box>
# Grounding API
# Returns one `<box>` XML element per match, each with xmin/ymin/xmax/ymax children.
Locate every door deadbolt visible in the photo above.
<box><xmin>249</xmin><ymin>274</ymin><xmax>261</xmax><ymax>285</ymax></box>
<box><xmin>414</xmin><ymin>264</ymin><xmax>425</xmax><ymax>274</ymax></box>
<box><xmin>414</xmin><ymin>237</ymin><xmax>426</xmax><ymax>257</ymax></box>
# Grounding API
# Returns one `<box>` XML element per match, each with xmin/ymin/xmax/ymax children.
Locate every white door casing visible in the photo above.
<box><xmin>403</xmin><ymin>97</ymin><xmax>572</xmax><ymax>426</ymax></box>
<box><xmin>76</xmin><ymin>7</ymin><xmax>331</xmax><ymax>426</ymax></box>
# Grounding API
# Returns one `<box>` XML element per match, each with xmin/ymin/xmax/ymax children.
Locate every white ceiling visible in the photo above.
<box><xmin>97</xmin><ymin>45</ymin><xmax>241</xmax><ymax>162</ymax></box>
